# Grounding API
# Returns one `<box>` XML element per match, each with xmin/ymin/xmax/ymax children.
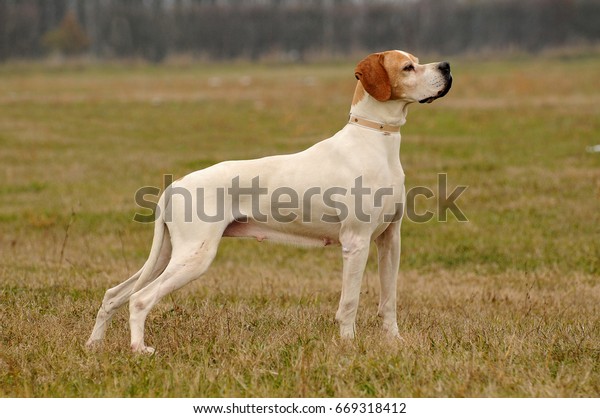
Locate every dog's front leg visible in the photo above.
<box><xmin>335</xmin><ymin>233</ymin><xmax>371</xmax><ymax>339</ymax></box>
<box><xmin>375</xmin><ymin>221</ymin><xmax>401</xmax><ymax>338</ymax></box>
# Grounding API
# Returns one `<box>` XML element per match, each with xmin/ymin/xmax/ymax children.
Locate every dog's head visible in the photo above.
<box><xmin>354</xmin><ymin>50</ymin><xmax>452</xmax><ymax>104</ymax></box>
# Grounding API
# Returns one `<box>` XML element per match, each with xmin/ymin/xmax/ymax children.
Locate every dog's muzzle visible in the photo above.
<box><xmin>419</xmin><ymin>61</ymin><xmax>452</xmax><ymax>104</ymax></box>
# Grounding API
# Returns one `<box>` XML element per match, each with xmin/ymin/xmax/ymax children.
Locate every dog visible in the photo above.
<box><xmin>86</xmin><ymin>50</ymin><xmax>452</xmax><ymax>353</ymax></box>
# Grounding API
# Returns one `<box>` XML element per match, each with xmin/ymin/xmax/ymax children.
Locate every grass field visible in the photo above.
<box><xmin>0</xmin><ymin>52</ymin><xmax>599</xmax><ymax>397</ymax></box>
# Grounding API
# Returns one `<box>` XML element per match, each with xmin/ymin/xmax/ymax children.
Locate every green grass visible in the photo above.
<box><xmin>0</xmin><ymin>54</ymin><xmax>599</xmax><ymax>397</ymax></box>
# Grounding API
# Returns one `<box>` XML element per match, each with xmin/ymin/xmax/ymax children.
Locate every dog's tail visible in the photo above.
<box><xmin>132</xmin><ymin>193</ymin><xmax>171</xmax><ymax>293</ymax></box>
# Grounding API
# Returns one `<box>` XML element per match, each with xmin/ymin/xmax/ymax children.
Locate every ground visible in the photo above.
<box><xmin>0</xmin><ymin>53</ymin><xmax>599</xmax><ymax>396</ymax></box>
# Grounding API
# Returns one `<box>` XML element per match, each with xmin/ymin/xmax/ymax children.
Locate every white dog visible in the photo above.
<box><xmin>87</xmin><ymin>50</ymin><xmax>452</xmax><ymax>353</ymax></box>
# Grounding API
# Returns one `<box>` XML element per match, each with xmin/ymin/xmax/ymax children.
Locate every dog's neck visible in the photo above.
<box><xmin>350</xmin><ymin>81</ymin><xmax>409</xmax><ymax>128</ymax></box>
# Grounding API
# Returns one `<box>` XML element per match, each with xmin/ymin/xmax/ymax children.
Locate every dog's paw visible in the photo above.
<box><xmin>141</xmin><ymin>346</ymin><xmax>156</xmax><ymax>355</ymax></box>
<box><xmin>131</xmin><ymin>344</ymin><xmax>156</xmax><ymax>355</ymax></box>
<box><xmin>339</xmin><ymin>324</ymin><xmax>356</xmax><ymax>340</ymax></box>
<box><xmin>384</xmin><ymin>331</ymin><xmax>404</xmax><ymax>343</ymax></box>
<box><xmin>382</xmin><ymin>322</ymin><xmax>400</xmax><ymax>339</ymax></box>
<box><xmin>85</xmin><ymin>338</ymin><xmax>103</xmax><ymax>351</ymax></box>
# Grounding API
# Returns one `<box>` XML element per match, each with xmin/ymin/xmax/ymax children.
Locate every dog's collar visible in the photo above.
<box><xmin>347</xmin><ymin>114</ymin><xmax>400</xmax><ymax>135</ymax></box>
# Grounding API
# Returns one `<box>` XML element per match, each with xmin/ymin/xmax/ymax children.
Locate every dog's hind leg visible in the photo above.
<box><xmin>86</xmin><ymin>223</ymin><xmax>172</xmax><ymax>348</ymax></box>
<box><xmin>128</xmin><ymin>238</ymin><xmax>219</xmax><ymax>354</ymax></box>
<box><xmin>86</xmin><ymin>268</ymin><xmax>143</xmax><ymax>348</ymax></box>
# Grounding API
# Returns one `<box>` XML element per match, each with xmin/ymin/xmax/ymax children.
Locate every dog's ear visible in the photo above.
<box><xmin>354</xmin><ymin>53</ymin><xmax>392</xmax><ymax>102</ymax></box>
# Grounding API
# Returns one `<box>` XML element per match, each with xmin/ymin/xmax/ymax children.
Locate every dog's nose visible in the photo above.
<box><xmin>438</xmin><ymin>61</ymin><xmax>451</xmax><ymax>76</ymax></box>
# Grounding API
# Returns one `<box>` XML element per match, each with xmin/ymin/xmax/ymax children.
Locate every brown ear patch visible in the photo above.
<box><xmin>354</xmin><ymin>53</ymin><xmax>392</xmax><ymax>102</ymax></box>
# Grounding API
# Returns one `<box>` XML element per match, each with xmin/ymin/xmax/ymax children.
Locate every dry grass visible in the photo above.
<box><xmin>0</xmin><ymin>54</ymin><xmax>599</xmax><ymax>397</ymax></box>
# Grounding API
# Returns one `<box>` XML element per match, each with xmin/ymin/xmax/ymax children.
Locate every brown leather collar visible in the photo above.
<box><xmin>347</xmin><ymin>114</ymin><xmax>400</xmax><ymax>135</ymax></box>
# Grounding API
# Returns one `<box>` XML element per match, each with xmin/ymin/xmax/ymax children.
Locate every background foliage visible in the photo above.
<box><xmin>1</xmin><ymin>0</ymin><xmax>599</xmax><ymax>62</ymax></box>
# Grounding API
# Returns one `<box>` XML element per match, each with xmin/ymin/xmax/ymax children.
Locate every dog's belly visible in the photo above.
<box><xmin>223</xmin><ymin>219</ymin><xmax>340</xmax><ymax>247</ymax></box>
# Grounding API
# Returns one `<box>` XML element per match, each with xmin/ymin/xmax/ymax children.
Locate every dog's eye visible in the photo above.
<box><xmin>403</xmin><ymin>64</ymin><xmax>415</xmax><ymax>72</ymax></box>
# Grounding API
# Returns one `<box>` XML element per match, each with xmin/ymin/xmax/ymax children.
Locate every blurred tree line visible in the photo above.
<box><xmin>0</xmin><ymin>0</ymin><xmax>598</xmax><ymax>62</ymax></box>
